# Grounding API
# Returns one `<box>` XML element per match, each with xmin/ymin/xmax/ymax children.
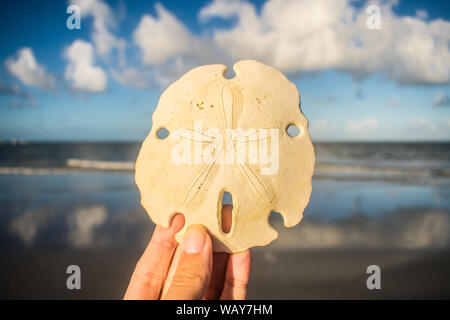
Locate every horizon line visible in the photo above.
<box><xmin>1</xmin><ymin>139</ymin><xmax>449</xmax><ymax>144</ymax></box>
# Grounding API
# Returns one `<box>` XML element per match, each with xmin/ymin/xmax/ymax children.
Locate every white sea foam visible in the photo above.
<box><xmin>315</xmin><ymin>164</ymin><xmax>450</xmax><ymax>179</ymax></box>
<box><xmin>0</xmin><ymin>160</ymin><xmax>449</xmax><ymax>182</ymax></box>
<box><xmin>0</xmin><ymin>159</ymin><xmax>134</xmax><ymax>174</ymax></box>
<box><xmin>66</xmin><ymin>158</ymin><xmax>134</xmax><ymax>170</ymax></box>
<box><xmin>0</xmin><ymin>167</ymin><xmax>72</xmax><ymax>175</ymax></box>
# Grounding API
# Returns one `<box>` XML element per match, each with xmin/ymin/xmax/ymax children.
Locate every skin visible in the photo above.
<box><xmin>124</xmin><ymin>205</ymin><xmax>252</xmax><ymax>300</ymax></box>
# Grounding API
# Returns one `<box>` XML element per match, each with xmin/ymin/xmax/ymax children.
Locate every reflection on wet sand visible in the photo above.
<box><xmin>67</xmin><ymin>206</ymin><xmax>107</xmax><ymax>248</ymax></box>
<box><xmin>9</xmin><ymin>208</ymin><xmax>54</xmax><ymax>245</ymax></box>
<box><xmin>1</xmin><ymin>200</ymin><xmax>449</xmax><ymax>299</ymax></box>
<box><xmin>8</xmin><ymin>205</ymin><xmax>450</xmax><ymax>250</ymax></box>
<box><xmin>0</xmin><ymin>153</ymin><xmax>449</xmax><ymax>298</ymax></box>
<box><xmin>272</xmin><ymin>209</ymin><xmax>450</xmax><ymax>249</ymax></box>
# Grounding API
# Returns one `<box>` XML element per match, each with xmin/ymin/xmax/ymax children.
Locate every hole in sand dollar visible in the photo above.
<box><xmin>286</xmin><ymin>124</ymin><xmax>301</xmax><ymax>137</ymax></box>
<box><xmin>222</xmin><ymin>191</ymin><xmax>233</xmax><ymax>205</ymax></box>
<box><xmin>221</xmin><ymin>192</ymin><xmax>233</xmax><ymax>233</ymax></box>
<box><xmin>156</xmin><ymin>127</ymin><xmax>169</xmax><ymax>139</ymax></box>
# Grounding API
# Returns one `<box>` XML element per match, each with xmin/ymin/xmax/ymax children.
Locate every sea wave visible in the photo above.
<box><xmin>0</xmin><ymin>167</ymin><xmax>75</xmax><ymax>175</ymax></box>
<box><xmin>0</xmin><ymin>159</ymin><xmax>134</xmax><ymax>175</ymax></box>
<box><xmin>315</xmin><ymin>163</ymin><xmax>450</xmax><ymax>178</ymax></box>
<box><xmin>1</xmin><ymin>160</ymin><xmax>449</xmax><ymax>180</ymax></box>
<box><xmin>66</xmin><ymin>158</ymin><xmax>134</xmax><ymax>170</ymax></box>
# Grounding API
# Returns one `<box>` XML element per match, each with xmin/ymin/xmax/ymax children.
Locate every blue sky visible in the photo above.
<box><xmin>0</xmin><ymin>0</ymin><xmax>449</xmax><ymax>141</ymax></box>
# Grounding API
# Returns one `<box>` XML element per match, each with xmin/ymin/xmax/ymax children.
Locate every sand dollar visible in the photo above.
<box><xmin>135</xmin><ymin>60</ymin><xmax>315</xmax><ymax>253</ymax></box>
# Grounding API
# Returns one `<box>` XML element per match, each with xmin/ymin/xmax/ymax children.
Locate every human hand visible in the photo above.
<box><xmin>124</xmin><ymin>205</ymin><xmax>252</xmax><ymax>300</ymax></box>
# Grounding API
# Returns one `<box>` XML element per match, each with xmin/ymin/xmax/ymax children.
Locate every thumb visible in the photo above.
<box><xmin>163</xmin><ymin>225</ymin><xmax>213</xmax><ymax>300</ymax></box>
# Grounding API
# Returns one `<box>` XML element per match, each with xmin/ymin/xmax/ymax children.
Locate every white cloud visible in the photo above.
<box><xmin>5</xmin><ymin>48</ymin><xmax>54</xmax><ymax>90</ymax></box>
<box><xmin>308</xmin><ymin>119</ymin><xmax>333</xmax><ymax>140</ymax></box>
<box><xmin>71</xmin><ymin>0</ymin><xmax>126</xmax><ymax>60</ymax></box>
<box><xmin>433</xmin><ymin>91</ymin><xmax>450</xmax><ymax>107</ymax></box>
<box><xmin>64</xmin><ymin>40</ymin><xmax>107</xmax><ymax>92</ymax></box>
<box><xmin>59</xmin><ymin>0</ymin><xmax>450</xmax><ymax>90</ymax></box>
<box><xmin>409</xmin><ymin>117</ymin><xmax>437</xmax><ymax>132</ymax></box>
<box><xmin>199</xmin><ymin>0</ymin><xmax>450</xmax><ymax>85</ymax></box>
<box><xmin>403</xmin><ymin>117</ymin><xmax>450</xmax><ymax>140</ymax></box>
<box><xmin>201</xmin><ymin>0</ymin><xmax>351</xmax><ymax>71</ymax></box>
<box><xmin>346</xmin><ymin>118</ymin><xmax>379</xmax><ymax>133</ymax></box>
<box><xmin>444</xmin><ymin>118</ymin><xmax>450</xmax><ymax>128</ymax></box>
<box><xmin>111</xmin><ymin>67</ymin><xmax>148</xmax><ymax>89</ymax></box>
<box><xmin>133</xmin><ymin>3</ymin><xmax>193</xmax><ymax>66</ymax></box>
<box><xmin>0</xmin><ymin>80</ymin><xmax>38</xmax><ymax>107</ymax></box>
<box><xmin>415</xmin><ymin>9</ymin><xmax>428</xmax><ymax>20</ymax></box>
<box><xmin>388</xmin><ymin>97</ymin><xmax>400</xmax><ymax>108</ymax></box>
<box><xmin>309</xmin><ymin>119</ymin><xmax>329</xmax><ymax>133</ymax></box>
<box><xmin>131</xmin><ymin>3</ymin><xmax>223</xmax><ymax>87</ymax></box>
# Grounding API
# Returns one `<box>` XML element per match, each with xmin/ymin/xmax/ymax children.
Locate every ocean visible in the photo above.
<box><xmin>2</xmin><ymin>141</ymin><xmax>450</xmax><ymax>178</ymax></box>
<box><xmin>0</xmin><ymin>141</ymin><xmax>449</xmax><ymax>299</ymax></box>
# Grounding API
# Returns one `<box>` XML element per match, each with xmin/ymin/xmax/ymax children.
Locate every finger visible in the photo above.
<box><xmin>204</xmin><ymin>252</ymin><xmax>229</xmax><ymax>299</ymax></box>
<box><xmin>163</xmin><ymin>225</ymin><xmax>213</xmax><ymax>300</ymax></box>
<box><xmin>204</xmin><ymin>204</ymin><xmax>232</xmax><ymax>299</ymax></box>
<box><xmin>221</xmin><ymin>204</ymin><xmax>233</xmax><ymax>233</ymax></box>
<box><xmin>124</xmin><ymin>213</ymin><xmax>185</xmax><ymax>300</ymax></box>
<box><xmin>220</xmin><ymin>250</ymin><xmax>252</xmax><ymax>300</ymax></box>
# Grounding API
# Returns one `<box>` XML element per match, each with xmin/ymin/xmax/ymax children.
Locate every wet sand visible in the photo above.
<box><xmin>0</xmin><ymin>148</ymin><xmax>449</xmax><ymax>299</ymax></box>
<box><xmin>1</xmin><ymin>247</ymin><xmax>449</xmax><ymax>299</ymax></box>
<box><xmin>249</xmin><ymin>248</ymin><xmax>450</xmax><ymax>299</ymax></box>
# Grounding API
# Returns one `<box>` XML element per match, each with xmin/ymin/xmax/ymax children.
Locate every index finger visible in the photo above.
<box><xmin>124</xmin><ymin>213</ymin><xmax>185</xmax><ymax>300</ymax></box>
<box><xmin>220</xmin><ymin>250</ymin><xmax>252</xmax><ymax>300</ymax></box>
<box><xmin>204</xmin><ymin>204</ymin><xmax>232</xmax><ymax>299</ymax></box>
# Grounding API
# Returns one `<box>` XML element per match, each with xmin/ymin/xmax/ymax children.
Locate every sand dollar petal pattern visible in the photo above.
<box><xmin>135</xmin><ymin>60</ymin><xmax>315</xmax><ymax>253</ymax></box>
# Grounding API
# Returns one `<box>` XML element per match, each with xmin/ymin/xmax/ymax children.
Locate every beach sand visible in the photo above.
<box><xmin>0</xmin><ymin>142</ymin><xmax>449</xmax><ymax>299</ymax></box>
<box><xmin>1</xmin><ymin>247</ymin><xmax>449</xmax><ymax>299</ymax></box>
